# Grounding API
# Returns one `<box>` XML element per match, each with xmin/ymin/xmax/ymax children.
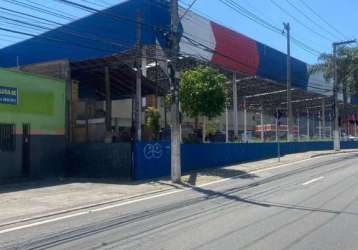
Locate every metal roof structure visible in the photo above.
<box><xmin>71</xmin><ymin>57</ymin><xmax>162</xmax><ymax>100</ymax></box>
<box><xmin>0</xmin><ymin>0</ymin><xmax>354</xmax><ymax>116</ymax></box>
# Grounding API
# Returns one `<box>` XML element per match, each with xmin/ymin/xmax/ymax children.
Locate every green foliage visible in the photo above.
<box><xmin>164</xmin><ymin>94</ymin><xmax>172</xmax><ymax>109</ymax></box>
<box><xmin>207</xmin><ymin>119</ymin><xmax>219</xmax><ymax>135</ymax></box>
<box><xmin>310</xmin><ymin>46</ymin><xmax>358</xmax><ymax>99</ymax></box>
<box><xmin>180</xmin><ymin>66</ymin><xmax>228</xmax><ymax>119</ymax></box>
<box><xmin>145</xmin><ymin>107</ymin><xmax>161</xmax><ymax>139</ymax></box>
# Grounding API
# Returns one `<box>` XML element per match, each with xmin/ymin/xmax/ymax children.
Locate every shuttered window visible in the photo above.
<box><xmin>0</xmin><ymin>124</ymin><xmax>16</xmax><ymax>151</ymax></box>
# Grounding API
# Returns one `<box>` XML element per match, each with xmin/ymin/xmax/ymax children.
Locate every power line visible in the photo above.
<box><xmin>1</xmin><ymin>0</ymin><xmax>321</xmax><ymax>85</ymax></box>
<box><xmin>224</xmin><ymin>0</ymin><xmax>322</xmax><ymax>55</ymax></box>
<box><xmin>0</xmin><ymin>1</ymin><xmax>176</xmax><ymax>61</ymax></box>
<box><xmin>79</xmin><ymin>0</ymin><xmax>108</xmax><ymax>9</ymax></box>
<box><xmin>269</xmin><ymin>0</ymin><xmax>333</xmax><ymax>43</ymax></box>
<box><xmin>218</xmin><ymin>0</ymin><xmax>321</xmax><ymax>56</ymax></box>
<box><xmin>54</xmin><ymin>0</ymin><xmax>280</xmax><ymax>67</ymax></box>
<box><xmin>6</xmin><ymin>0</ymin><xmax>321</xmax><ymax>58</ymax></box>
<box><xmin>285</xmin><ymin>0</ymin><xmax>341</xmax><ymax>41</ymax></box>
<box><xmin>180</xmin><ymin>0</ymin><xmax>199</xmax><ymax>21</ymax></box>
<box><xmin>297</xmin><ymin>0</ymin><xmax>348</xmax><ymax>40</ymax></box>
<box><xmin>0</xmin><ymin>14</ymin><xmax>133</xmax><ymax>49</ymax></box>
<box><xmin>0</xmin><ymin>9</ymin><xmax>63</xmax><ymax>29</ymax></box>
<box><xmin>1</xmin><ymin>0</ymin><xmax>76</xmax><ymax>21</ymax></box>
<box><xmin>26</xmin><ymin>0</ymin><xmax>80</xmax><ymax>19</ymax></box>
<box><xmin>54</xmin><ymin>0</ymin><xmax>154</xmax><ymax>28</ymax></box>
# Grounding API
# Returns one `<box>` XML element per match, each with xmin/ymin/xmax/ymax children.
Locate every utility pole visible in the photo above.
<box><xmin>333</xmin><ymin>39</ymin><xmax>356</xmax><ymax>150</ymax></box>
<box><xmin>284</xmin><ymin>23</ymin><xmax>293</xmax><ymax>142</ymax></box>
<box><xmin>135</xmin><ymin>12</ymin><xmax>142</xmax><ymax>141</ymax></box>
<box><xmin>169</xmin><ymin>0</ymin><xmax>181</xmax><ymax>182</ymax></box>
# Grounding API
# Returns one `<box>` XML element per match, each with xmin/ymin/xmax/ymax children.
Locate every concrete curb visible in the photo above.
<box><xmin>310</xmin><ymin>150</ymin><xmax>358</xmax><ymax>158</ymax></box>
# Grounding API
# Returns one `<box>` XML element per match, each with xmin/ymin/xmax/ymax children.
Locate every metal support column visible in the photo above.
<box><xmin>244</xmin><ymin>98</ymin><xmax>247</xmax><ymax>142</ymax></box>
<box><xmin>105</xmin><ymin>67</ymin><xmax>112</xmax><ymax>133</ymax></box>
<box><xmin>233</xmin><ymin>72</ymin><xmax>239</xmax><ymax>139</ymax></box>
<box><xmin>260</xmin><ymin>106</ymin><xmax>264</xmax><ymax>142</ymax></box>
<box><xmin>319</xmin><ymin>111</ymin><xmax>322</xmax><ymax>140</ymax></box>
<box><xmin>297</xmin><ymin>112</ymin><xmax>300</xmax><ymax>141</ymax></box>
<box><xmin>306</xmin><ymin>108</ymin><xmax>310</xmax><ymax>141</ymax></box>
<box><xmin>322</xmin><ymin>98</ymin><xmax>326</xmax><ymax>139</ymax></box>
<box><xmin>225</xmin><ymin>106</ymin><xmax>229</xmax><ymax>143</ymax></box>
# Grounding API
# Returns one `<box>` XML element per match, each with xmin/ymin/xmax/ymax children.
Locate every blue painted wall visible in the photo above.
<box><xmin>256</xmin><ymin>43</ymin><xmax>309</xmax><ymax>89</ymax></box>
<box><xmin>133</xmin><ymin>141</ymin><xmax>358</xmax><ymax>180</ymax></box>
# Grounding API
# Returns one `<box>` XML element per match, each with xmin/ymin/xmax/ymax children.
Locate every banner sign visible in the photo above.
<box><xmin>0</xmin><ymin>86</ymin><xmax>18</xmax><ymax>105</ymax></box>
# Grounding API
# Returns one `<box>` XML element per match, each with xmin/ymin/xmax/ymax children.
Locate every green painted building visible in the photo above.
<box><xmin>0</xmin><ymin>68</ymin><xmax>66</xmax><ymax>180</ymax></box>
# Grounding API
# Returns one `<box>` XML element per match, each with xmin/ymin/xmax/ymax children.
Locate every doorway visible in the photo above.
<box><xmin>22</xmin><ymin>123</ymin><xmax>31</xmax><ymax>177</ymax></box>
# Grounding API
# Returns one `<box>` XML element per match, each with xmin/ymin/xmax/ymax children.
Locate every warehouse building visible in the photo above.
<box><xmin>0</xmin><ymin>0</ymin><xmax>356</xmax><ymax>179</ymax></box>
<box><xmin>0</xmin><ymin>0</ymin><xmax>338</xmax><ymax>140</ymax></box>
<box><xmin>0</xmin><ymin>68</ymin><xmax>66</xmax><ymax>180</ymax></box>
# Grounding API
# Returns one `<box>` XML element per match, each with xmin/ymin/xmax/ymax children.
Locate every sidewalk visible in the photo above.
<box><xmin>0</xmin><ymin>149</ymin><xmax>356</xmax><ymax>226</ymax></box>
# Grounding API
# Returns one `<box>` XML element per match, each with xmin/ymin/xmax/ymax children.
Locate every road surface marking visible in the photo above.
<box><xmin>302</xmin><ymin>176</ymin><xmax>324</xmax><ymax>186</ymax></box>
<box><xmin>0</xmin><ymin>153</ymin><xmax>347</xmax><ymax>235</ymax></box>
<box><xmin>0</xmin><ymin>212</ymin><xmax>88</xmax><ymax>234</ymax></box>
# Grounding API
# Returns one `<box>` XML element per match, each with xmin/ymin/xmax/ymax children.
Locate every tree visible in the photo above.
<box><xmin>180</xmin><ymin>66</ymin><xmax>228</xmax><ymax>142</ymax></box>
<box><xmin>310</xmin><ymin>46</ymin><xmax>358</xmax><ymax>105</ymax></box>
<box><xmin>145</xmin><ymin>107</ymin><xmax>161</xmax><ymax>140</ymax></box>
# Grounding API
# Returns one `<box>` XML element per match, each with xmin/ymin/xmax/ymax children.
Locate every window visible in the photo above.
<box><xmin>0</xmin><ymin>124</ymin><xmax>16</xmax><ymax>151</ymax></box>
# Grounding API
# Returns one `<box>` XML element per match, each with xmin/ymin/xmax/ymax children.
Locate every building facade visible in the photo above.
<box><xmin>0</xmin><ymin>68</ymin><xmax>66</xmax><ymax>180</ymax></box>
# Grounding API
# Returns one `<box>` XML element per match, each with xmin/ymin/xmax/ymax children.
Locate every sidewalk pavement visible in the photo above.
<box><xmin>0</xmin><ymin>149</ymin><xmax>356</xmax><ymax>226</ymax></box>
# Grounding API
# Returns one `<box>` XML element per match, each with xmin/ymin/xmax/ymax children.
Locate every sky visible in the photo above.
<box><xmin>0</xmin><ymin>0</ymin><xmax>356</xmax><ymax>65</ymax></box>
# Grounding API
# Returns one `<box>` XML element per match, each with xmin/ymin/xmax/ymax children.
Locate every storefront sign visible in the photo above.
<box><xmin>0</xmin><ymin>86</ymin><xmax>18</xmax><ymax>105</ymax></box>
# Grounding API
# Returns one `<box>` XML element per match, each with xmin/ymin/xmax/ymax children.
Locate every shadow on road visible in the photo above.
<box><xmin>0</xmin><ymin>165</ymin><xmax>259</xmax><ymax>195</ymax></box>
<box><xmin>186</xmin><ymin>168</ymin><xmax>258</xmax><ymax>186</ymax></box>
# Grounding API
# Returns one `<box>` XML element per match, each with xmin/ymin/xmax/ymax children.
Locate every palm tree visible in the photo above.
<box><xmin>310</xmin><ymin>46</ymin><xmax>358</xmax><ymax>105</ymax></box>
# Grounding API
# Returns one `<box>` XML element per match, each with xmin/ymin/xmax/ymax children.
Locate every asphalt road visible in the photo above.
<box><xmin>1</xmin><ymin>153</ymin><xmax>358</xmax><ymax>250</ymax></box>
